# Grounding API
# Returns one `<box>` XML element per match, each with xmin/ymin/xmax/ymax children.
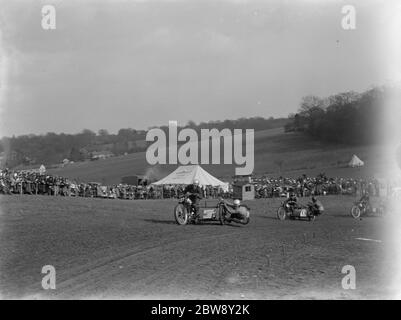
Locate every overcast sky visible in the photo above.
<box><xmin>0</xmin><ymin>0</ymin><xmax>399</xmax><ymax>136</ymax></box>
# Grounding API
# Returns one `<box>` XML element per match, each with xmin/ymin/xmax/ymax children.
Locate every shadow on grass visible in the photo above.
<box><xmin>332</xmin><ymin>214</ymin><xmax>384</xmax><ymax>219</ymax></box>
<box><xmin>144</xmin><ymin>219</ymin><xmax>177</xmax><ymax>225</ymax></box>
<box><xmin>257</xmin><ymin>215</ymin><xmax>279</xmax><ymax>220</ymax></box>
<box><xmin>143</xmin><ymin>219</ymin><xmax>243</xmax><ymax>227</ymax></box>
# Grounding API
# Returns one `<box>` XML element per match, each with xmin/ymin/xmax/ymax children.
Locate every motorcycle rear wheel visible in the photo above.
<box><xmin>219</xmin><ymin>212</ymin><xmax>225</xmax><ymax>225</ymax></box>
<box><xmin>351</xmin><ymin>205</ymin><xmax>361</xmax><ymax>219</ymax></box>
<box><xmin>174</xmin><ymin>204</ymin><xmax>189</xmax><ymax>225</ymax></box>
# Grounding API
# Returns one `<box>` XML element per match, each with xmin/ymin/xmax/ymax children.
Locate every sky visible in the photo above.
<box><xmin>0</xmin><ymin>0</ymin><xmax>400</xmax><ymax>136</ymax></box>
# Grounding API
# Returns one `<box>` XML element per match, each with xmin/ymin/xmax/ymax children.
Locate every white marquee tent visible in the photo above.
<box><xmin>39</xmin><ymin>164</ymin><xmax>46</xmax><ymax>174</ymax></box>
<box><xmin>348</xmin><ymin>154</ymin><xmax>364</xmax><ymax>168</ymax></box>
<box><xmin>152</xmin><ymin>165</ymin><xmax>229</xmax><ymax>190</ymax></box>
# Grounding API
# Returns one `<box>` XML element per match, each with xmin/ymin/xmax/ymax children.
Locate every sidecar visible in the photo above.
<box><xmin>174</xmin><ymin>199</ymin><xmax>225</xmax><ymax>225</ymax></box>
<box><xmin>174</xmin><ymin>199</ymin><xmax>250</xmax><ymax>225</ymax></box>
<box><xmin>277</xmin><ymin>203</ymin><xmax>315</xmax><ymax>221</ymax></box>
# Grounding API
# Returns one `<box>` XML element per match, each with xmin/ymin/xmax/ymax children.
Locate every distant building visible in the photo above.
<box><xmin>121</xmin><ymin>175</ymin><xmax>149</xmax><ymax>186</ymax></box>
<box><xmin>91</xmin><ymin>151</ymin><xmax>114</xmax><ymax>160</ymax></box>
<box><xmin>233</xmin><ymin>181</ymin><xmax>255</xmax><ymax>200</ymax></box>
<box><xmin>233</xmin><ymin>174</ymin><xmax>255</xmax><ymax>200</ymax></box>
<box><xmin>62</xmin><ymin>158</ymin><xmax>70</xmax><ymax>167</ymax></box>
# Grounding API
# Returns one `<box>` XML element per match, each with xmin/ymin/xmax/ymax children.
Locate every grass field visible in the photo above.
<box><xmin>6</xmin><ymin>128</ymin><xmax>394</xmax><ymax>299</ymax></box>
<box><xmin>45</xmin><ymin>128</ymin><xmax>388</xmax><ymax>184</ymax></box>
<box><xmin>0</xmin><ymin>194</ymin><xmax>395</xmax><ymax>299</ymax></box>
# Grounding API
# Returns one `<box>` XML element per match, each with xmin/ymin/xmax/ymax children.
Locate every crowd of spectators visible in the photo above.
<box><xmin>0</xmin><ymin>169</ymin><xmax>229</xmax><ymax>200</ymax></box>
<box><xmin>0</xmin><ymin>169</ymin><xmax>384</xmax><ymax>201</ymax></box>
<box><xmin>253</xmin><ymin>174</ymin><xmax>382</xmax><ymax>198</ymax></box>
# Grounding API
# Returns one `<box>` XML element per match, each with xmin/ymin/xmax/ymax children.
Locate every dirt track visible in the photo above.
<box><xmin>0</xmin><ymin>195</ymin><xmax>394</xmax><ymax>299</ymax></box>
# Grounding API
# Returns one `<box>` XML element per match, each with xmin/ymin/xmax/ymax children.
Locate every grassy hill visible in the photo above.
<box><xmin>46</xmin><ymin>127</ymin><xmax>388</xmax><ymax>184</ymax></box>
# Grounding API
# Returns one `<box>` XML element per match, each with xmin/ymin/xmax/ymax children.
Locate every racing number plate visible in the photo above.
<box><xmin>202</xmin><ymin>209</ymin><xmax>216</xmax><ymax>219</ymax></box>
<box><xmin>300</xmin><ymin>209</ymin><xmax>307</xmax><ymax>217</ymax></box>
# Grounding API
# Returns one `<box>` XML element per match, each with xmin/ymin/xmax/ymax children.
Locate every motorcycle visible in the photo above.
<box><xmin>350</xmin><ymin>201</ymin><xmax>385</xmax><ymax>219</ymax></box>
<box><xmin>174</xmin><ymin>197</ymin><xmax>250</xmax><ymax>225</ymax></box>
<box><xmin>277</xmin><ymin>201</ymin><xmax>317</xmax><ymax>221</ymax></box>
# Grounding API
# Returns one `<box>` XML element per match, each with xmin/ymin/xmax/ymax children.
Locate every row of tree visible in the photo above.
<box><xmin>0</xmin><ymin>117</ymin><xmax>287</xmax><ymax>168</ymax></box>
<box><xmin>284</xmin><ymin>86</ymin><xmax>389</xmax><ymax>145</ymax></box>
<box><xmin>1</xmin><ymin>83</ymin><xmax>392</xmax><ymax>169</ymax></box>
<box><xmin>0</xmin><ymin>129</ymin><xmax>147</xmax><ymax>168</ymax></box>
<box><xmin>183</xmin><ymin>116</ymin><xmax>287</xmax><ymax>132</ymax></box>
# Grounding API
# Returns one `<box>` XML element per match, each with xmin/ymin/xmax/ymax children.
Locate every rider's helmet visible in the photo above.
<box><xmin>233</xmin><ymin>199</ymin><xmax>241</xmax><ymax>208</ymax></box>
<box><xmin>311</xmin><ymin>196</ymin><xmax>317</xmax><ymax>203</ymax></box>
<box><xmin>193</xmin><ymin>179</ymin><xmax>199</xmax><ymax>186</ymax></box>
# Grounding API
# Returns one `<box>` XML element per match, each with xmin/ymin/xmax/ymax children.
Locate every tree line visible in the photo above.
<box><xmin>2</xmin><ymin>83</ymin><xmax>391</xmax><ymax>170</ymax></box>
<box><xmin>284</xmin><ymin>86</ymin><xmax>391</xmax><ymax>145</ymax></box>
<box><xmin>0</xmin><ymin>117</ymin><xmax>287</xmax><ymax>168</ymax></box>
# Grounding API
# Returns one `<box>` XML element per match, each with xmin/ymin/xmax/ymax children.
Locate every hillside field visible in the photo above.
<box><xmin>45</xmin><ymin>128</ymin><xmax>388</xmax><ymax>184</ymax></box>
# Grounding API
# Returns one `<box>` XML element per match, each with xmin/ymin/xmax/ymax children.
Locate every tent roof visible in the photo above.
<box><xmin>152</xmin><ymin>165</ymin><xmax>227</xmax><ymax>186</ymax></box>
<box><xmin>348</xmin><ymin>154</ymin><xmax>364</xmax><ymax>167</ymax></box>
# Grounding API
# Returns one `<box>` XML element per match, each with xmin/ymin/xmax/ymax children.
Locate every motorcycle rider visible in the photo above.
<box><xmin>224</xmin><ymin>198</ymin><xmax>241</xmax><ymax>213</ymax></box>
<box><xmin>184</xmin><ymin>179</ymin><xmax>203</xmax><ymax>218</ymax></box>
<box><xmin>284</xmin><ymin>191</ymin><xmax>298</xmax><ymax>212</ymax></box>
<box><xmin>222</xmin><ymin>199</ymin><xmax>244</xmax><ymax>223</ymax></box>
<box><xmin>308</xmin><ymin>196</ymin><xmax>324</xmax><ymax>215</ymax></box>
<box><xmin>359</xmin><ymin>190</ymin><xmax>371</xmax><ymax>211</ymax></box>
<box><xmin>359</xmin><ymin>190</ymin><xmax>370</xmax><ymax>204</ymax></box>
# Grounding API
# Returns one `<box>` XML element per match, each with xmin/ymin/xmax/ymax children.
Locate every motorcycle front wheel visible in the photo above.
<box><xmin>277</xmin><ymin>207</ymin><xmax>287</xmax><ymax>220</ymax></box>
<box><xmin>219</xmin><ymin>206</ymin><xmax>225</xmax><ymax>225</ymax></box>
<box><xmin>174</xmin><ymin>204</ymin><xmax>189</xmax><ymax>225</ymax></box>
<box><xmin>351</xmin><ymin>205</ymin><xmax>361</xmax><ymax>219</ymax></box>
<box><xmin>241</xmin><ymin>217</ymin><xmax>250</xmax><ymax>225</ymax></box>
